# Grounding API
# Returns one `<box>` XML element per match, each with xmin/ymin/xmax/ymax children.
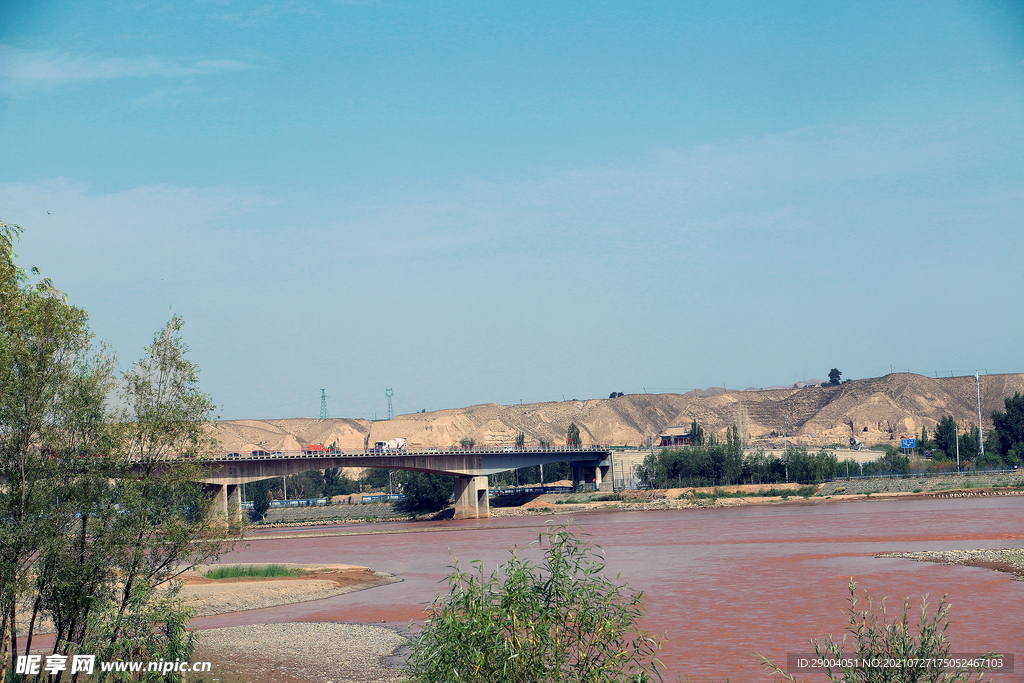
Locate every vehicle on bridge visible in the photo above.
<box><xmin>302</xmin><ymin>444</ymin><xmax>327</xmax><ymax>455</ymax></box>
<box><xmin>373</xmin><ymin>438</ymin><xmax>408</xmax><ymax>453</ymax></box>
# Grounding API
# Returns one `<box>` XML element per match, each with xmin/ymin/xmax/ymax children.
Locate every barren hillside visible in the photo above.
<box><xmin>212</xmin><ymin>373</ymin><xmax>1024</xmax><ymax>452</ymax></box>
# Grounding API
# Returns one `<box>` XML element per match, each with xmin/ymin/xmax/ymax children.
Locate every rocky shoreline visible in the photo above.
<box><xmin>876</xmin><ymin>549</ymin><xmax>1024</xmax><ymax>581</ymax></box>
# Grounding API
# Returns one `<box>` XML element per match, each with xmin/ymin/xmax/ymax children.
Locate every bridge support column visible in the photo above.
<box><xmin>227</xmin><ymin>484</ymin><xmax>242</xmax><ymax>526</ymax></box>
<box><xmin>453</xmin><ymin>475</ymin><xmax>489</xmax><ymax>520</ymax></box>
<box><xmin>596</xmin><ymin>464</ymin><xmax>612</xmax><ymax>492</ymax></box>
<box><xmin>205</xmin><ymin>483</ymin><xmax>228</xmax><ymax>526</ymax></box>
<box><xmin>204</xmin><ymin>483</ymin><xmax>242</xmax><ymax>526</ymax></box>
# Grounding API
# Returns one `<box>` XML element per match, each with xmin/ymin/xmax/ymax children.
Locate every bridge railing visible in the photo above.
<box><xmin>207</xmin><ymin>445</ymin><xmax>610</xmax><ymax>460</ymax></box>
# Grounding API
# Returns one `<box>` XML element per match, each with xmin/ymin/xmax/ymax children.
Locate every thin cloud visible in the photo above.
<box><xmin>0</xmin><ymin>45</ymin><xmax>255</xmax><ymax>89</ymax></box>
<box><xmin>214</xmin><ymin>1</ymin><xmax>322</xmax><ymax>25</ymax></box>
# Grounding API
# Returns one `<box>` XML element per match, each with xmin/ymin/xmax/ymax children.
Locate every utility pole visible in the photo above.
<box><xmin>319</xmin><ymin>389</ymin><xmax>328</xmax><ymax>421</ymax></box>
<box><xmin>386</xmin><ymin>388</ymin><xmax>394</xmax><ymax>420</ymax></box>
<box><xmin>975</xmin><ymin>373</ymin><xmax>985</xmax><ymax>459</ymax></box>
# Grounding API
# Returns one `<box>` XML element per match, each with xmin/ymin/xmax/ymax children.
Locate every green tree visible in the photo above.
<box><xmin>324</xmin><ymin>467</ymin><xmax>358</xmax><ymax>496</ymax></box>
<box><xmin>515</xmin><ymin>431</ymin><xmax>525</xmax><ymax>448</ymax></box>
<box><xmin>460</xmin><ymin>436</ymin><xmax>476</xmax><ymax>449</ymax></box>
<box><xmin>991</xmin><ymin>392</ymin><xmax>1024</xmax><ymax>466</ymax></box>
<box><xmin>566</xmin><ymin>422</ymin><xmax>581</xmax><ymax>447</ymax></box>
<box><xmin>0</xmin><ymin>221</ymin><xmax>108</xmax><ymax>671</ymax></box>
<box><xmin>828</xmin><ymin>368</ymin><xmax>842</xmax><ymax>385</ymax></box>
<box><xmin>400</xmin><ymin>471</ymin><xmax>454</xmax><ymax>513</ymax></box>
<box><xmin>958</xmin><ymin>425</ymin><xmax>979</xmax><ymax>463</ymax></box>
<box><xmin>934</xmin><ymin>415</ymin><xmax>957</xmax><ymax>458</ymax></box>
<box><xmin>689</xmin><ymin>419</ymin><xmax>705</xmax><ymax>446</ymax></box>
<box><xmin>250</xmin><ymin>484</ymin><xmax>271</xmax><ymax>521</ymax></box>
<box><xmin>0</xmin><ymin>224</ymin><xmax>234</xmax><ymax>679</ymax></box>
<box><xmin>360</xmin><ymin>467</ymin><xmax>392</xmax><ymax>490</ymax></box>
<box><xmin>405</xmin><ymin>525</ymin><xmax>664</xmax><ymax>683</ymax></box>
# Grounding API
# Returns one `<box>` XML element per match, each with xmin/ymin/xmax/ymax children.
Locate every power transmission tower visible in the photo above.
<box><xmin>320</xmin><ymin>389</ymin><xmax>328</xmax><ymax>421</ymax></box>
<box><xmin>386</xmin><ymin>388</ymin><xmax>394</xmax><ymax>420</ymax></box>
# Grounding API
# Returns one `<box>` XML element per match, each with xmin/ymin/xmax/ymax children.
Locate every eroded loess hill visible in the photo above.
<box><xmin>212</xmin><ymin>373</ymin><xmax>1024</xmax><ymax>452</ymax></box>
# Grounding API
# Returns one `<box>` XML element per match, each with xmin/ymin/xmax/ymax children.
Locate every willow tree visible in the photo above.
<box><xmin>0</xmin><ymin>222</ymin><xmax>234</xmax><ymax>681</ymax></box>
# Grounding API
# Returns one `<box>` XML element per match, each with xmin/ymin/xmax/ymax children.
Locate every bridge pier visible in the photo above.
<box><xmin>204</xmin><ymin>483</ymin><xmax>242</xmax><ymax>527</ymax></box>
<box><xmin>571</xmin><ymin>461</ymin><xmax>614</xmax><ymax>492</ymax></box>
<box><xmin>453</xmin><ymin>475</ymin><xmax>490</xmax><ymax>520</ymax></box>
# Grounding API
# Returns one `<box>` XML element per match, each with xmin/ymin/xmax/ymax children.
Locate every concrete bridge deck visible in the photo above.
<box><xmin>199</xmin><ymin>446</ymin><xmax>614</xmax><ymax>524</ymax></box>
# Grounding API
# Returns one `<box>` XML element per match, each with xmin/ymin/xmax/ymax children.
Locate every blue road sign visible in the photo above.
<box><xmin>901</xmin><ymin>439</ymin><xmax>916</xmax><ymax>449</ymax></box>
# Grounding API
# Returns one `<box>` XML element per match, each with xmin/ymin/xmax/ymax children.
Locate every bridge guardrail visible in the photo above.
<box><xmin>208</xmin><ymin>445</ymin><xmax>610</xmax><ymax>461</ymax></box>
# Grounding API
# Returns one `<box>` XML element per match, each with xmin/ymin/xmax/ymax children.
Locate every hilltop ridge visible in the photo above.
<box><xmin>212</xmin><ymin>373</ymin><xmax>1024</xmax><ymax>452</ymax></box>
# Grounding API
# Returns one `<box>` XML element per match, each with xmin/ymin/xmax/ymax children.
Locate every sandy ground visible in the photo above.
<box><xmin>184</xmin><ymin>564</ymin><xmax>406</xmax><ymax>683</ymax></box>
<box><xmin>180</xmin><ymin>564</ymin><xmax>399</xmax><ymax>617</ymax></box>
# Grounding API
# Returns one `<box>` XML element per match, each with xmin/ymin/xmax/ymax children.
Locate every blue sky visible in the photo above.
<box><xmin>2</xmin><ymin>0</ymin><xmax>1022</xmax><ymax>420</ymax></box>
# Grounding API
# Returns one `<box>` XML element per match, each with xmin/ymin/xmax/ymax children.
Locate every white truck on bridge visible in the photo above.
<box><xmin>373</xmin><ymin>438</ymin><xmax>408</xmax><ymax>452</ymax></box>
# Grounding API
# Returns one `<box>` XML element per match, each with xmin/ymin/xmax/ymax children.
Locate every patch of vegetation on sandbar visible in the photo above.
<box><xmin>204</xmin><ymin>564</ymin><xmax>307</xmax><ymax>580</ymax></box>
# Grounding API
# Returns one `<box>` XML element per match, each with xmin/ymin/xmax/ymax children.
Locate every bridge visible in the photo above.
<box><xmin>198</xmin><ymin>446</ymin><xmax>614</xmax><ymax>524</ymax></box>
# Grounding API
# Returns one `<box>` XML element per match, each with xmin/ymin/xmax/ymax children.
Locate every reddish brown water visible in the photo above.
<box><xmin>195</xmin><ymin>497</ymin><xmax>1024</xmax><ymax>681</ymax></box>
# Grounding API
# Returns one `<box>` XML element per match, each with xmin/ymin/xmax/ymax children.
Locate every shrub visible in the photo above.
<box><xmin>760</xmin><ymin>579</ymin><xmax>992</xmax><ymax>682</ymax></box>
<box><xmin>405</xmin><ymin>524</ymin><xmax>664</xmax><ymax>683</ymax></box>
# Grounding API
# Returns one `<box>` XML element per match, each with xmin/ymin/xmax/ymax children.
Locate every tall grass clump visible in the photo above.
<box><xmin>761</xmin><ymin>579</ymin><xmax>994</xmax><ymax>682</ymax></box>
<box><xmin>204</xmin><ymin>564</ymin><xmax>304</xmax><ymax>579</ymax></box>
<box><xmin>406</xmin><ymin>524</ymin><xmax>664</xmax><ymax>683</ymax></box>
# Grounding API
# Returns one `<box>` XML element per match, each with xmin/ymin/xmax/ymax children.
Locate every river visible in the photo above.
<box><xmin>195</xmin><ymin>497</ymin><xmax>1024</xmax><ymax>681</ymax></box>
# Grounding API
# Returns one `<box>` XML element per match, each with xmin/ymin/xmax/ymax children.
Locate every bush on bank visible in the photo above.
<box><xmin>405</xmin><ymin>524</ymin><xmax>664</xmax><ymax>683</ymax></box>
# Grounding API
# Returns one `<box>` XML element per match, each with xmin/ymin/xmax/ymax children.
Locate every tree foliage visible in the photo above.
<box><xmin>829</xmin><ymin>368</ymin><xmax>842</xmax><ymax>385</ymax></box>
<box><xmin>566</xmin><ymin>422</ymin><xmax>581</xmax><ymax>447</ymax></box>
<box><xmin>406</xmin><ymin>525</ymin><xmax>664</xmax><ymax>683</ymax></box>
<box><xmin>400</xmin><ymin>471</ymin><xmax>455</xmax><ymax>513</ymax></box>
<box><xmin>249</xmin><ymin>484</ymin><xmax>271</xmax><ymax>521</ymax></box>
<box><xmin>688</xmin><ymin>419</ymin><xmax>705</xmax><ymax>447</ymax></box>
<box><xmin>933</xmin><ymin>416</ymin><xmax>958</xmax><ymax>459</ymax></box>
<box><xmin>991</xmin><ymin>392</ymin><xmax>1024</xmax><ymax>466</ymax></box>
<box><xmin>0</xmin><ymin>223</ymin><xmax>234</xmax><ymax>681</ymax></box>
<box><xmin>639</xmin><ymin>440</ymin><xmax>848</xmax><ymax>488</ymax></box>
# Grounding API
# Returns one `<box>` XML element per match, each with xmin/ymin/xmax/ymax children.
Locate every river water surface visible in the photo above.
<box><xmin>196</xmin><ymin>497</ymin><xmax>1024</xmax><ymax>681</ymax></box>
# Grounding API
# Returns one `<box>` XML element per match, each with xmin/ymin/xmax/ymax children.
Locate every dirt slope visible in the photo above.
<box><xmin>212</xmin><ymin>373</ymin><xmax>1024</xmax><ymax>451</ymax></box>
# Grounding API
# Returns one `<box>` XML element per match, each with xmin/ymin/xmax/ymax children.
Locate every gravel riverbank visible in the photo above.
<box><xmin>877</xmin><ymin>548</ymin><xmax>1024</xmax><ymax>580</ymax></box>
<box><xmin>818</xmin><ymin>473</ymin><xmax>1024</xmax><ymax>495</ymax></box>
<box><xmin>195</xmin><ymin>622</ymin><xmax>407</xmax><ymax>683</ymax></box>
